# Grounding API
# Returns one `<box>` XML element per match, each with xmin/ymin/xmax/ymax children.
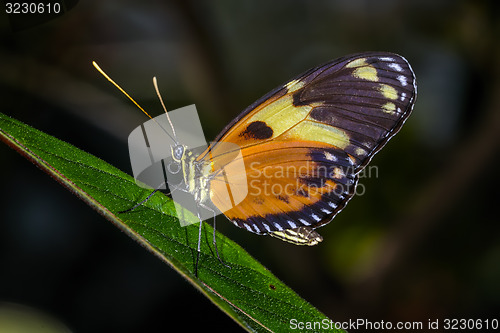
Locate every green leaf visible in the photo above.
<box><xmin>0</xmin><ymin>112</ymin><xmax>344</xmax><ymax>333</ymax></box>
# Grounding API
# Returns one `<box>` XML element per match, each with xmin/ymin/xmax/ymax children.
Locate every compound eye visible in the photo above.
<box><xmin>173</xmin><ymin>145</ymin><xmax>184</xmax><ymax>160</ymax></box>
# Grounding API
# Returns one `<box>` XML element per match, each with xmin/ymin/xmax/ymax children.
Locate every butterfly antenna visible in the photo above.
<box><xmin>92</xmin><ymin>61</ymin><xmax>175</xmax><ymax>142</ymax></box>
<box><xmin>153</xmin><ymin>76</ymin><xmax>178</xmax><ymax>143</ymax></box>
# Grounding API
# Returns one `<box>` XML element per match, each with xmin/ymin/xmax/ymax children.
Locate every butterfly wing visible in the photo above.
<box><xmin>200</xmin><ymin>52</ymin><xmax>417</xmax><ymax>244</ymax></box>
<box><xmin>208</xmin><ymin>141</ymin><xmax>358</xmax><ymax>245</ymax></box>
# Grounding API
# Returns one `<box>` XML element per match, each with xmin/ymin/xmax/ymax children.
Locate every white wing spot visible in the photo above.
<box><xmin>328</xmin><ymin>201</ymin><xmax>337</xmax><ymax>208</ymax></box>
<box><xmin>379</xmin><ymin>57</ymin><xmax>395</xmax><ymax>62</ymax></box>
<box><xmin>311</xmin><ymin>213</ymin><xmax>321</xmax><ymax>222</ymax></box>
<box><xmin>321</xmin><ymin>208</ymin><xmax>332</xmax><ymax>214</ymax></box>
<box><xmin>398</xmin><ymin>75</ymin><xmax>408</xmax><ymax>87</ymax></box>
<box><xmin>273</xmin><ymin>222</ymin><xmax>284</xmax><ymax>231</ymax></box>
<box><xmin>324</xmin><ymin>151</ymin><xmax>337</xmax><ymax>162</ymax></box>
<box><xmin>288</xmin><ymin>221</ymin><xmax>297</xmax><ymax>228</ymax></box>
<box><xmin>299</xmin><ymin>218</ymin><xmax>310</xmax><ymax>226</ymax></box>
<box><xmin>262</xmin><ymin>222</ymin><xmax>271</xmax><ymax>232</ymax></box>
<box><xmin>389</xmin><ymin>63</ymin><xmax>403</xmax><ymax>72</ymax></box>
<box><xmin>332</xmin><ymin>167</ymin><xmax>346</xmax><ymax>179</ymax></box>
<box><xmin>244</xmin><ymin>224</ymin><xmax>253</xmax><ymax>232</ymax></box>
<box><xmin>401</xmin><ymin>92</ymin><xmax>406</xmax><ymax>101</ymax></box>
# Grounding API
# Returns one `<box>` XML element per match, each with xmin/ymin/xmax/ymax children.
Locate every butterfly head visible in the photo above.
<box><xmin>171</xmin><ymin>144</ymin><xmax>186</xmax><ymax>162</ymax></box>
<box><xmin>165</xmin><ymin>144</ymin><xmax>187</xmax><ymax>176</ymax></box>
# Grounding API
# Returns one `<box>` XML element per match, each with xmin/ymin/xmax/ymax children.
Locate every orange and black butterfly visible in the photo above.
<box><xmin>196</xmin><ymin>52</ymin><xmax>416</xmax><ymax>244</ymax></box>
<box><xmin>96</xmin><ymin>52</ymin><xmax>416</xmax><ymax>273</ymax></box>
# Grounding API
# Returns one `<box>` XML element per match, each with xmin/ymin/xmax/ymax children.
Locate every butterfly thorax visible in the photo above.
<box><xmin>171</xmin><ymin>144</ymin><xmax>213</xmax><ymax>205</ymax></box>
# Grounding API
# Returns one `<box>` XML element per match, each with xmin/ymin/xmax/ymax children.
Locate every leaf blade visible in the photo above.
<box><xmin>0</xmin><ymin>112</ymin><xmax>345</xmax><ymax>333</ymax></box>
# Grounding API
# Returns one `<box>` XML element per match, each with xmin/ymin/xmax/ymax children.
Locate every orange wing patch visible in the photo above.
<box><xmin>209</xmin><ymin>141</ymin><xmax>358</xmax><ymax>238</ymax></box>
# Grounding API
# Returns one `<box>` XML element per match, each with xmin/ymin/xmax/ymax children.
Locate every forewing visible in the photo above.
<box><xmin>200</xmin><ymin>52</ymin><xmax>416</xmax><ymax>173</ymax></box>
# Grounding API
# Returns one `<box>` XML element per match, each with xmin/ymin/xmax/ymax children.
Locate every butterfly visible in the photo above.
<box><xmin>196</xmin><ymin>52</ymin><xmax>416</xmax><ymax>243</ymax></box>
<box><xmin>95</xmin><ymin>52</ymin><xmax>417</xmax><ymax>275</ymax></box>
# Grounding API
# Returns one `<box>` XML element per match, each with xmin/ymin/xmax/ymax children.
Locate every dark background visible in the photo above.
<box><xmin>1</xmin><ymin>0</ymin><xmax>499</xmax><ymax>332</ymax></box>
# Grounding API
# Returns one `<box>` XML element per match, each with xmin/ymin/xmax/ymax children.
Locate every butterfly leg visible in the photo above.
<box><xmin>200</xmin><ymin>202</ymin><xmax>231</xmax><ymax>269</ymax></box>
<box><xmin>118</xmin><ymin>187</ymin><xmax>162</xmax><ymax>213</ymax></box>
<box><xmin>194</xmin><ymin>206</ymin><xmax>204</xmax><ymax>277</ymax></box>
<box><xmin>117</xmin><ymin>180</ymin><xmax>181</xmax><ymax>214</ymax></box>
